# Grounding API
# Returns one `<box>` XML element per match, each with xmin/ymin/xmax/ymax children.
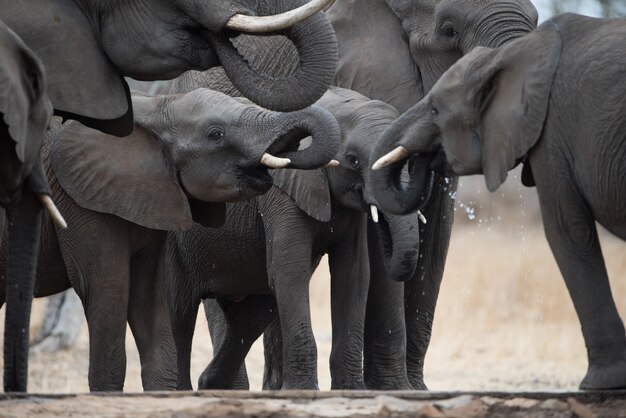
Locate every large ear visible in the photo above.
<box><xmin>270</xmin><ymin>169</ymin><xmax>331</xmax><ymax>222</ymax></box>
<box><xmin>2</xmin><ymin>1</ymin><xmax>133</xmax><ymax>136</ymax></box>
<box><xmin>473</xmin><ymin>21</ymin><xmax>562</xmax><ymax>191</ymax></box>
<box><xmin>327</xmin><ymin>0</ymin><xmax>423</xmax><ymax>113</ymax></box>
<box><xmin>0</xmin><ymin>21</ymin><xmax>52</xmax><ymax>167</ymax></box>
<box><xmin>50</xmin><ymin>120</ymin><xmax>193</xmax><ymax>231</ymax></box>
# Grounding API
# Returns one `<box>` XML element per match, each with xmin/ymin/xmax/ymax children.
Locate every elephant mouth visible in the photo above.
<box><xmin>239</xmin><ymin>166</ymin><xmax>274</xmax><ymax>194</ymax></box>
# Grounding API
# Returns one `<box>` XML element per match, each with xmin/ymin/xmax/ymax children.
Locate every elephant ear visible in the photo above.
<box><xmin>471</xmin><ymin>21</ymin><xmax>562</xmax><ymax>192</ymax></box>
<box><xmin>270</xmin><ymin>169</ymin><xmax>331</xmax><ymax>222</ymax></box>
<box><xmin>2</xmin><ymin>0</ymin><xmax>132</xmax><ymax>137</ymax></box>
<box><xmin>50</xmin><ymin>120</ymin><xmax>193</xmax><ymax>231</ymax></box>
<box><xmin>327</xmin><ymin>0</ymin><xmax>423</xmax><ymax>113</ymax></box>
<box><xmin>0</xmin><ymin>21</ymin><xmax>52</xmax><ymax>166</ymax></box>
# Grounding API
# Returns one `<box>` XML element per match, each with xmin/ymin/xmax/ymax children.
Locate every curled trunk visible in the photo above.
<box><xmin>211</xmin><ymin>0</ymin><xmax>337</xmax><ymax>112</ymax></box>
<box><xmin>376</xmin><ymin>213</ymin><xmax>421</xmax><ymax>282</ymax></box>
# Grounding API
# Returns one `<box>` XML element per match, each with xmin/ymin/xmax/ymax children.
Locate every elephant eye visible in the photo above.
<box><xmin>207</xmin><ymin>127</ymin><xmax>224</xmax><ymax>140</ymax></box>
<box><xmin>346</xmin><ymin>153</ymin><xmax>360</xmax><ymax>169</ymax></box>
<box><xmin>440</xmin><ymin>24</ymin><xmax>458</xmax><ymax>38</ymax></box>
<box><xmin>431</xmin><ymin>106</ymin><xmax>439</xmax><ymax>118</ymax></box>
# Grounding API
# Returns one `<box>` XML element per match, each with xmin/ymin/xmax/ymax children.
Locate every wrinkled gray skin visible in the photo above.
<box><xmin>166</xmin><ymin>87</ymin><xmax>421</xmax><ymax>390</ymax></box>
<box><xmin>0</xmin><ymin>20</ymin><xmax>53</xmax><ymax>392</ymax></box>
<box><xmin>0</xmin><ymin>0</ymin><xmax>337</xmax><ymax>136</ymax></box>
<box><xmin>0</xmin><ymin>88</ymin><xmax>340</xmax><ymax>392</ymax></box>
<box><xmin>372</xmin><ymin>14</ymin><xmax>626</xmax><ymax>390</ymax></box>
<box><xmin>327</xmin><ymin>0</ymin><xmax>537</xmax><ymax>389</ymax></box>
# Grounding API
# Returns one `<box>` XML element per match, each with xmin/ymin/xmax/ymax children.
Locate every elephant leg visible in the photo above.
<box><xmin>3</xmin><ymin>189</ymin><xmax>42</xmax><ymax>392</ymax></box>
<box><xmin>405</xmin><ymin>175</ymin><xmax>456</xmax><ymax>390</ymax></box>
<box><xmin>363</xmin><ymin>224</ymin><xmax>410</xmax><ymax>390</ymax></box>
<box><xmin>537</xmin><ymin>180</ymin><xmax>626</xmax><ymax>390</ymax></box>
<box><xmin>327</xmin><ymin>219</ymin><xmax>369</xmax><ymax>390</ymax></box>
<box><xmin>57</xmin><ymin>211</ymin><xmax>131</xmax><ymax>392</ymax></box>
<box><xmin>262</xmin><ymin>317</ymin><xmax>283</xmax><ymax>390</ymax></box>
<box><xmin>127</xmin><ymin>243</ymin><xmax>177</xmax><ymax>391</ymax></box>
<box><xmin>203</xmin><ymin>298</ymin><xmax>249</xmax><ymax>389</ymax></box>
<box><xmin>198</xmin><ymin>295</ymin><xmax>277</xmax><ymax>390</ymax></box>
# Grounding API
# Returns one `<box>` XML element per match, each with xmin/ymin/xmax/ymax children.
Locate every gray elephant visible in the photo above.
<box><xmin>166</xmin><ymin>87</ymin><xmax>422</xmax><ymax>390</ymax></box>
<box><xmin>326</xmin><ymin>0</ymin><xmax>538</xmax><ymax>389</ymax></box>
<box><xmin>370</xmin><ymin>14</ymin><xmax>626</xmax><ymax>390</ymax></box>
<box><xmin>0</xmin><ymin>88</ymin><xmax>340</xmax><ymax>391</ymax></box>
<box><xmin>0</xmin><ymin>20</ymin><xmax>69</xmax><ymax>392</ymax></box>
<box><xmin>0</xmin><ymin>0</ymin><xmax>337</xmax><ymax>136</ymax></box>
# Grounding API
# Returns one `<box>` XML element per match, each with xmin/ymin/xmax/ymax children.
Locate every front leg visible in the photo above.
<box><xmin>536</xmin><ymin>173</ymin><xmax>626</xmax><ymax>390</ymax></box>
<box><xmin>328</xmin><ymin>214</ymin><xmax>369</xmax><ymax>390</ymax></box>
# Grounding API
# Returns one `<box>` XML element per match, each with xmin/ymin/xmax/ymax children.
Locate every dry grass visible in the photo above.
<box><xmin>1</xmin><ymin>173</ymin><xmax>625</xmax><ymax>392</ymax></box>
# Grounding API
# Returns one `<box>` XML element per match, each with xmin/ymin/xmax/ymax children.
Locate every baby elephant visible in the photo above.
<box><xmin>371</xmin><ymin>14</ymin><xmax>626</xmax><ymax>390</ymax></box>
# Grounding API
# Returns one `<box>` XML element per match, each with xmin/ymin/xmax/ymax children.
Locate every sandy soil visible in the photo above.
<box><xmin>1</xmin><ymin>174</ymin><xmax>625</xmax><ymax>394</ymax></box>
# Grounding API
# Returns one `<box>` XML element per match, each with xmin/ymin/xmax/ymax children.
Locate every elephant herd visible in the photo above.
<box><xmin>1</xmin><ymin>0</ymin><xmax>625</xmax><ymax>394</ymax></box>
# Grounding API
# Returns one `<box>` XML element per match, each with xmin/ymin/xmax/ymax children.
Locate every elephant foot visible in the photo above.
<box><xmin>281</xmin><ymin>380</ymin><xmax>319</xmax><ymax>390</ymax></box>
<box><xmin>198</xmin><ymin>368</ymin><xmax>248</xmax><ymax>390</ymax></box>
<box><xmin>331</xmin><ymin>379</ymin><xmax>367</xmax><ymax>390</ymax></box>
<box><xmin>580</xmin><ymin>357</ymin><xmax>626</xmax><ymax>390</ymax></box>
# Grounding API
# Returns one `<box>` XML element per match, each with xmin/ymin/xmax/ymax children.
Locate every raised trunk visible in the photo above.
<box><xmin>264</xmin><ymin>105</ymin><xmax>340</xmax><ymax>169</ymax></box>
<box><xmin>212</xmin><ymin>0</ymin><xmax>337</xmax><ymax>112</ymax></box>
<box><xmin>3</xmin><ymin>189</ymin><xmax>42</xmax><ymax>392</ymax></box>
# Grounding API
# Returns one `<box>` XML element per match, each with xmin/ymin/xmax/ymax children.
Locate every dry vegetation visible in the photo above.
<box><xmin>1</xmin><ymin>170</ymin><xmax>625</xmax><ymax>392</ymax></box>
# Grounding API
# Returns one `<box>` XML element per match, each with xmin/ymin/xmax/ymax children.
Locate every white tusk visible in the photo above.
<box><xmin>261</xmin><ymin>153</ymin><xmax>291</xmax><ymax>169</ymax></box>
<box><xmin>39</xmin><ymin>194</ymin><xmax>68</xmax><ymax>230</ymax></box>
<box><xmin>370</xmin><ymin>205</ymin><xmax>379</xmax><ymax>223</ymax></box>
<box><xmin>371</xmin><ymin>146</ymin><xmax>411</xmax><ymax>171</ymax></box>
<box><xmin>225</xmin><ymin>0</ymin><xmax>335</xmax><ymax>33</ymax></box>
<box><xmin>417</xmin><ymin>210</ymin><xmax>427</xmax><ymax>224</ymax></box>
<box><xmin>325</xmin><ymin>159</ymin><xmax>340</xmax><ymax>168</ymax></box>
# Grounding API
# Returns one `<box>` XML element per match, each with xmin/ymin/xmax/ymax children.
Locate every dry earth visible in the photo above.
<box><xmin>1</xmin><ymin>173</ymin><xmax>626</xmax><ymax>416</ymax></box>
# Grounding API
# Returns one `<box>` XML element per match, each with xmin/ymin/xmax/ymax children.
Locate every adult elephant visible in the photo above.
<box><xmin>166</xmin><ymin>87</ymin><xmax>422</xmax><ymax>390</ymax></box>
<box><xmin>0</xmin><ymin>88</ymin><xmax>340</xmax><ymax>392</ymax></box>
<box><xmin>326</xmin><ymin>0</ymin><xmax>537</xmax><ymax>389</ymax></box>
<box><xmin>0</xmin><ymin>20</ymin><xmax>67</xmax><ymax>392</ymax></box>
<box><xmin>0</xmin><ymin>0</ymin><xmax>337</xmax><ymax>137</ymax></box>
<box><xmin>371</xmin><ymin>14</ymin><xmax>626</xmax><ymax>390</ymax></box>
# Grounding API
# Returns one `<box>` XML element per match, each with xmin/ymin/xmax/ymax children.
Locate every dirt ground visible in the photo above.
<box><xmin>1</xmin><ymin>175</ymin><xmax>626</xmax><ymax>415</ymax></box>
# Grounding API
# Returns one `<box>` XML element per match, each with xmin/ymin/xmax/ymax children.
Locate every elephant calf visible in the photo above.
<box><xmin>167</xmin><ymin>87</ymin><xmax>423</xmax><ymax>390</ymax></box>
<box><xmin>0</xmin><ymin>88</ymin><xmax>340</xmax><ymax>391</ymax></box>
<box><xmin>371</xmin><ymin>13</ymin><xmax>626</xmax><ymax>390</ymax></box>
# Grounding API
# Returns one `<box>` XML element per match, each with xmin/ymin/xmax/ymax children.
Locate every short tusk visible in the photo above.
<box><xmin>325</xmin><ymin>159</ymin><xmax>340</xmax><ymax>168</ymax></box>
<box><xmin>370</xmin><ymin>205</ymin><xmax>379</xmax><ymax>223</ymax></box>
<box><xmin>417</xmin><ymin>210</ymin><xmax>427</xmax><ymax>224</ymax></box>
<box><xmin>371</xmin><ymin>146</ymin><xmax>411</xmax><ymax>171</ymax></box>
<box><xmin>261</xmin><ymin>153</ymin><xmax>291</xmax><ymax>169</ymax></box>
<box><xmin>39</xmin><ymin>194</ymin><xmax>68</xmax><ymax>230</ymax></box>
<box><xmin>225</xmin><ymin>0</ymin><xmax>335</xmax><ymax>33</ymax></box>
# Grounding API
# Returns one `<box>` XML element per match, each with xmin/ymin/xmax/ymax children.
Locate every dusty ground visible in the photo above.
<box><xmin>1</xmin><ymin>174</ymin><xmax>626</xmax><ymax>415</ymax></box>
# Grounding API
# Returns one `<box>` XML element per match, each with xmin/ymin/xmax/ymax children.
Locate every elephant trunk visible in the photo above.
<box><xmin>262</xmin><ymin>105</ymin><xmax>340</xmax><ymax>169</ymax></box>
<box><xmin>376</xmin><ymin>212</ymin><xmax>421</xmax><ymax>282</ymax></box>
<box><xmin>3</xmin><ymin>189</ymin><xmax>43</xmax><ymax>392</ymax></box>
<box><xmin>370</xmin><ymin>101</ymin><xmax>438</xmax><ymax>215</ymax></box>
<box><xmin>211</xmin><ymin>0</ymin><xmax>337</xmax><ymax>112</ymax></box>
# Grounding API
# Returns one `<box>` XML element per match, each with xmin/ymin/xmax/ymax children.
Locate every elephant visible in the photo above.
<box><xmin>0</xmin><ymin>0</ymin><xmax>337</xmax><ymax>136</ymax></box>
<box><xmin>0</xmin><ymin>20</ymin><xmax>70</xmax><ymax>392</ymax></box>
<box><xmin>0</xmin><ymin>87</ymin><xmax>340</xmax><ymax>391</ymax></box>
<box><xmin>325</xmin><ymin>0</ymin><xmax>538</xmax><ymax>389</ymax></box>
<box><xmin>370</xmin><ymin>14</ymin><xmax>626</xmax><ymax>390</ymax></box>
<box><xmin>165</xmin><ymin>86</ymin><xmax>423</xmax><ymax>390</ymax></box>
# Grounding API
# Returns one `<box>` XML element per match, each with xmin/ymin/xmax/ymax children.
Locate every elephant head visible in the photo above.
<box><xmin>50</xmin><ymin>88</ymin><xmax>340</xmax><ymax>230</ymax></box>
<box><xmin>1</xmin><ymin>0</ymin><xmax>337</xmax><ymax>136</ymax></box>
<box><xmin>272</xmin><ymin>87</ymin><xmax>421</xmax><ymax>281</ymax></box>
<box><xmin>371</xmin><ymin>21</ymin><xmax>562</xmax><ymax>212</ymax></box>
<box><xmin>328</xmin><ymin>0</ymin><xmax>537</xmax><ymax>113</ymax></box>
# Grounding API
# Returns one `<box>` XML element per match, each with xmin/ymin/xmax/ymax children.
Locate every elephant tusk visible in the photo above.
<box><xmin>39</xmin><ymin>194</ymin><xmax>68</xmax><ymax>230</ymax></box>
<box><xmin>370</xmin><ymin>205</ymin><xmax>379</xmax><ymax>223</ymax></box>
<box><xmin>371</xmin><ymin>146</ymin><xmax>411</xmax><ymax>170</ymax></box>
<box><xmin>322</xmin><ymin>0</ymin><xmax>337</xmax><ymax>11</ymax></box>
<box><xmin>325</xmin><ymin>159</ymin><xmax>340</xmax><ymax>168</ymax></box>
<box><xmin>225</xmin><ymin>0</ymin><xmax>335</xmax><ymax>33</ymax></box>
<box><xmin>417</xmin><ymin>210</ymin><xmax>427</xmax><ymax>224</ymax></box>
<box><xmin>261</xmin><ymin>153</ymin><xmax>291</xmax><ymax>169</ymax></box>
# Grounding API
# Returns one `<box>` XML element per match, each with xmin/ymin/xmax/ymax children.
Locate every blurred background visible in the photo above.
<box><xmin>1</xmin><ymin>0</ymin><xmax>625</xmax><ymax>393</ymax></box>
